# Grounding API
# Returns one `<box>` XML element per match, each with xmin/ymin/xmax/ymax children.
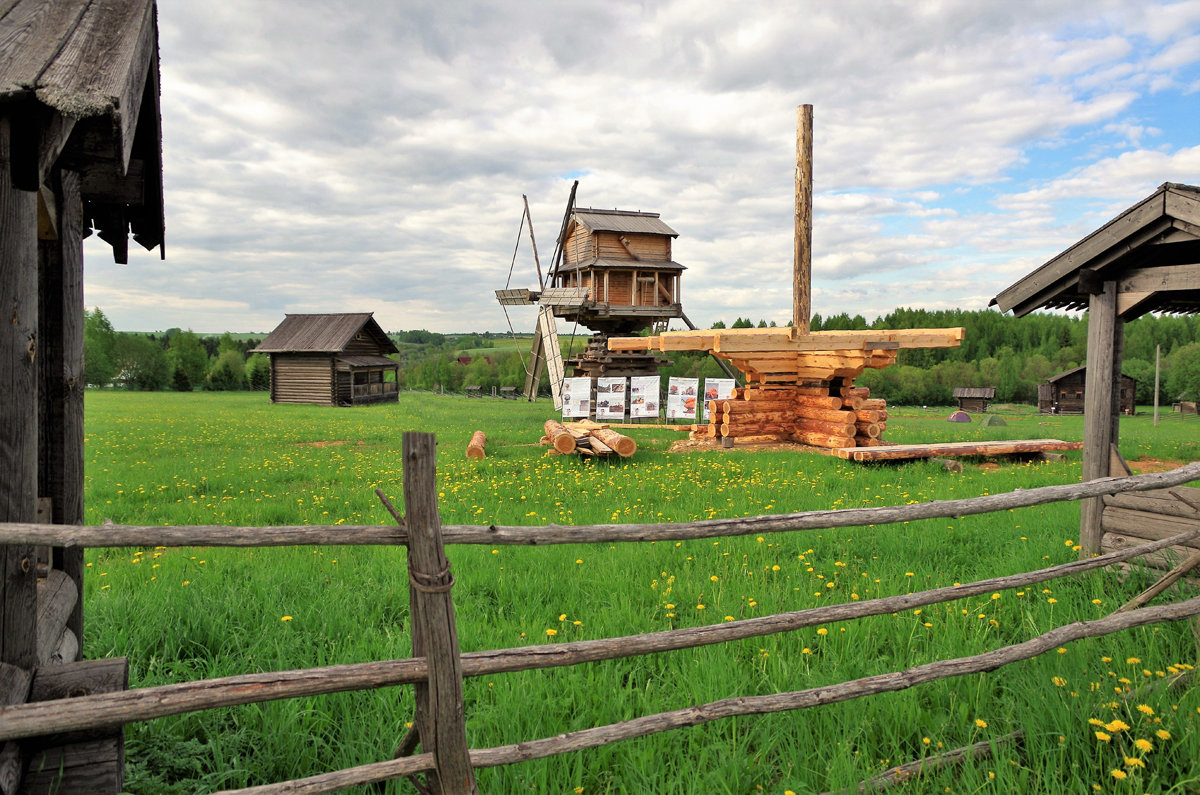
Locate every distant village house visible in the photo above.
<box><xmin>952</xmin><ymin>386</ymin><xmax>996</xmax><ymax>413</ymax></box>
<box><xmin>1038</xmin><ymin>366</ymin><xmax>1136</xmax><ymax>415</ymax></box>
<box><xmin>252</xmin><ymin>313</ymin><xmax>399</xmax><ymax>406</ymax></box>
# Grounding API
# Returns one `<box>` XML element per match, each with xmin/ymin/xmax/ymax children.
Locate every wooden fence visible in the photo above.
<box><xmin>2</xmin><ymin>438</ymin><xmax>1200</xmax><ymax>794</ymax></box>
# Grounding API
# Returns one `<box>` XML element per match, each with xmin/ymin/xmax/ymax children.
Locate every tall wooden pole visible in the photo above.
<box><xmin>1080</xmin><ymin>281</ymin><xmax>1117</xmax><ymax>557</ymax></box>
<box><xmin>0</xmin><ymin>118</ymin><xmax>40</xmax><ymax>669</ymax></box>
<box><xmin>793</xmin><ymin>104</ymin><xmax>813</xmax><ymax>334</ymax></box>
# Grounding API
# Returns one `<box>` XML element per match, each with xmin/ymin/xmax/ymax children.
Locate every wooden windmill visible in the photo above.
<box><xmin>497</xmin><ymin>184</ymin><xmax>708</xmax><ymax>408</ymax></box>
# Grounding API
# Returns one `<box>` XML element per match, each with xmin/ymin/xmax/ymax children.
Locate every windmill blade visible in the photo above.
<box><xmin>548</xmin><ymin>180</ymin><xmax>579</xmax><ymax>281</ymax></box>
<box><xmin>522</xmin><ymin>194</ymin><xmax>544</xmax><ymax>290</ymax></box>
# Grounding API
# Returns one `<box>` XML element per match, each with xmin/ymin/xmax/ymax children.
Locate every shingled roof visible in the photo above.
<box><xmin>991</xmin><ymin>183</ymin><xmax>1200</xmax><ymax>319</ymax></box>
<box><xmin>252</xmin><ymin>313</ymin><xmax>398</xmax><ymax>355</ymax></box>
<box><xmin>569</xmin><ymin>208</ymin><xmax>679</xmax><ymax>238</ymax></box>
<box><xmin>0</xmin><ymin>0</ymin><xmax>165</xmax><ymax>261</ymax></box>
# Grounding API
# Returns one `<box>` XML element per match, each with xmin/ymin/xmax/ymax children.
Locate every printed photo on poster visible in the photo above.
<box><xmin>560</xmin><ymin>377</ymin><xmax>592</xmax><ymax>419</ymax></box>
<box><xmin>701</xmin><ymin>377</ymin><xmax>737</xmax><ymax>421</ymax></box>
<box><xmin>666</xmin><ymin>377</ymin><xmax>699</xmax><ymax>420</ymax></box>
<box><xmin>595</xmin><ymin>377</ymin><xmax>627</xmax><ymax>420</ymax></box>
<box><xmin>628</xmin><ymin>376</ymin><xmax>660</xmax><ymax>419</ymax></box>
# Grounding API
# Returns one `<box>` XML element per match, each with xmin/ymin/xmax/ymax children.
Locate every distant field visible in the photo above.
<box><xmin>82</xmin><ymin>392</ymin><xmax>1200</xmax><ymax>793</ymax></box>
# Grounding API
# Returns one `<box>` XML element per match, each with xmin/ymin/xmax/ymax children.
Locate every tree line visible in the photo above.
<box><xmin>84</xmin><ymin>308</ymin><xmax>269</xmax><ymax>391</ymax></box>
<box><xmin>83</xmin><ymin>306</ymin><xmax>1200</xmax><ymax>405</ymax></box>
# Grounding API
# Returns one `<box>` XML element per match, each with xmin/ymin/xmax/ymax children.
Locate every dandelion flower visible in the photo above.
<box><xmin>1136</xmin><ymin>704</ymin><xmax>1154</xmax><ymax>716</ymax></box>
<box><xmin>974</xmin><ymin>719</ymin><xmax>988</xmax><ymax>729</ymax></box>
<box><xmin>545</xmin><ymin>628</ymin><xmax>557</xmax><ymax>636</ymax></box>
<box><xmin>1094</xmin><ymin>731</ymin><xmax>1111</xmax><ymax>742</ymax></box>
<box><xmin>1155</xmin><ymin>729</ymin><xmax>1170</xmax><ymax>741</ymax></box>
<box><xmin>280</xmin><ymin>616</ymin><xmax>293</xmax><ymax>622</ymax></box>
<box><xmin>817</xmin><ymin>628</ymin><xmax>828</xmax><ymax>636</ymax></box>
<box><xmin>1110</xmin><ymin>769</ymin><xmax>1126</xmax><ymax>780</ymax></box>
<box><xmin>1105</xmin><ymin>719</ymin><xmax>1130</xmax><ymax>732</ymax></box>
<box><xmin>1124</xmin><ymin>757</ymin><xmax>1145</xmax><ymax>769</ymax></box>
<box><xmin>1134</xmin><ymin>738</ymin><xmax>1153</xmax><ymax>752</ymax></box>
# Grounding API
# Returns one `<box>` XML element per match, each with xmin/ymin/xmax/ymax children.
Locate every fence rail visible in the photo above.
<box><xmin>2</xmin><ymin>440</ymin><xmax>1199</xmax><ymax>794</ymax></box>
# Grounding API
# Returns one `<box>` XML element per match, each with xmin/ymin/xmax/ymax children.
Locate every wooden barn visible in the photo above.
<box><xmin>992</xmin><ymin>181</ymin><xmax>1200</xmax><ymax>562</ymax></box>
<box><xmin>1</xmin><ymin>1</ymin><xmax>165</xmax><ymax>791</ymax></box>
<box><xmin>1039</xmin><ymin>366</ymin><xmax>1136</xmax><ymax>415</ymax></box>
<box><xmin>952</xmin><ymin>386</ymin><xmax>995</xmax><ymax>412</ymax></box>
<box><xmin>253</xmin><ymin>313</ymin><xmax>400</xmax><ymax>406</ymax></box>
<box><xmin>550</xmin><ymin>208</ymin><xmax>685</xmax><ymax>335</ymax></box>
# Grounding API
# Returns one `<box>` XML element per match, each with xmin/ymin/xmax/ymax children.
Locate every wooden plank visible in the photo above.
<box><xmin>1</xmin><ymin>118</ymin><xmax>40</xmax><ymax>671</ymax></box>
<box><xmin>840</xmin><ymin>439</ymin><xmax>1084</xmax><ymax>462</ymax></box>
<box><xmin>1101</xmin><ymin>507</ymin><xmax>1200</xmax><ymax>546</ymax></box>
<box><xmin>1103</xmin><ymin>489</ymin><xmax>1200</xmax><ymax>519</ymax></box>
<box><xmin>1117</xmin><ymin>263</ymin><xmax>1200</xmax><ymax>294</ymax></box>
<box><xmin>39</xmin><ymin>168</ymin><xmax>84</xmax><ymax>652</ymax></box>
<box><xmin>0</xmin><ymin>0</ymin><xmax>91</xmax><ymax>93</ymax></box>
<box><xmin>35</xmin><ymin>570</ymin><xmax>76</xmax><ymax>666</ymax></box>
<box><xmin>1080</xmin><ymin>281</ymin><xmax>1118</xmax><ymax>556</ymax></box>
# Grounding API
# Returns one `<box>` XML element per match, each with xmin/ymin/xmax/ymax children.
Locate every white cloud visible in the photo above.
<box><xmin>88</xmin><ymin>0</ymin><xmax>1200</xmax><ymax>333</ymax></box>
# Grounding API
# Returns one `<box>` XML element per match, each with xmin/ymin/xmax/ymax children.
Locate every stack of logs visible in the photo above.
<box><xmin>542</xmin><ymin>420</ymin><xmax>638</xmax><ymax>459</ymax></box>
<box><xmin>690</xmin><ymin>383</ymin><xmax>888</xmax><ymax>449</ymax></box>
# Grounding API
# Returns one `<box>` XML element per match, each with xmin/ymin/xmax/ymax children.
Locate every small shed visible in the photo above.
<box><xmin>991</xmin><ymin>182</ymin><xmax>1200</xmax><ymax>557</ymax></box>
<box><xmin>552</xmin><ymin>208</ymin><xmax>685</xmax><ymax>334</ymax></box>
<box><xmin>952</xmin><ymin>386</ymin><xmax>995</xmax><ymax>413</ymax></box>
<box><xmin>253</xmin><ymin>313</ymin><xmax>400</xmax><ymax>406</ymax></box>
<box><xmin>1040</xmin><ymin>367</ymin><xmax>1136</xmax><ymax>415</ymax></box>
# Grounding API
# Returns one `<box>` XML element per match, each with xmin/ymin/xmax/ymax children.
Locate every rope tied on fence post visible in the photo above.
<box><xmin>410</xmin><ymin>565</ymin><xmax>455</xmax><ymax>594</ymax></box>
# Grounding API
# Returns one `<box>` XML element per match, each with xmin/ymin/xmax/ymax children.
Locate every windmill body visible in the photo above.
<box><xmin>498</xmin><ymin>204</ymin><xmax>685</xmax><ymax>408</ymax></box>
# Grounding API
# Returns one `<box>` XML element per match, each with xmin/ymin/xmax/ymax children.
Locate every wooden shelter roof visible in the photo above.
<box><xmin>952</xmin><ymin>386</ymin><xmax>995</xmax><ymax>398</ymax></box>
<box><xmin>0</xmin><ymin>0</ymin><xmax>165</xmax><ymax>262</ymax></box>
<box><xmin>252</xmin><ymin>313</ymin><xmax>398</xmax><ymax>355</ymax></box>
<box><xmin>568</xmin><ymin>208</ymin><xmax>678</xmax><ymax>238</ymax></box>
<box><xmin>990</xmin><ymin>183</ymin><xmax>1200</xmax><ymax>319</ymax></box>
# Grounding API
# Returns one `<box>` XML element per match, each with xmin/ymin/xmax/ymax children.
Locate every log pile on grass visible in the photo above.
<box><xmin>542</xmin><ymin>420</ymin><xmax>637</xmax><ymax>459</ymax></box>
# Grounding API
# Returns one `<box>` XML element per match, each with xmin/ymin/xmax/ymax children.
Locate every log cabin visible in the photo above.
<box><xmin>253</xmin><ymin>313</ymin><xmax>400</xmax><ymax>406</ymax></box>
<box><xmin>1</xmin><ymin>1</ymin><xmax>166</xmax><ymax>790</ymax></box>
<box><xmin>1039</xmin><ymin>367</ymin><xmax>1136</xmax><ymax>415</ymax></box>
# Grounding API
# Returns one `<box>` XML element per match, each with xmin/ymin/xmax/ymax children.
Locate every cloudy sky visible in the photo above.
<box><xmin>84</xmin><ymin>0</ymin><xmax>1200</xmax><ymax>334</ymax></box>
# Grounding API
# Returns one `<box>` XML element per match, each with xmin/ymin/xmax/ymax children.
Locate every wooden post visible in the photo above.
<box><xmin>1153</xmin><ymin>344</ymin><xmax>1160</xmax><ymax>426</ymax></box>
<box><xmin>1</xmin><ymin>117</ymin><xmax>40</xmax><ymax>670</ymax></box>
<box><xmin>403</xmin><ymin>433</ymin><xmax>477</xmax><ymax>794</ymax></box>
<box><xmin>793</xmin><ymin>104</ymin><xmax>813</xmax><ymax>334</ymax></box>
<box><xmin>39</xmin><ymin>168</ymin><xmax>85</xmax><ymax>653</ymax></box>
<box><xmin>1080</xmin><ymin>281</ymin><xmax>1117</xmax><ymax>556</ymax></box>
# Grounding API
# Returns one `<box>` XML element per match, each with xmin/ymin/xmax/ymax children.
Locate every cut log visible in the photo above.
<box><xmin>855</xmin><ymin>409</ymin><xmax>887</xmax><ymax>423</ymax></box>
<box><xmin>791</xmin><ymin>429</ymin><xmax>854</xmax><ymax>448</ymax></box>
<box><xmin>840</xmin><ymin>386</ymin><xmax>870</xmax><ymax>398</ymax></box>
<box><xmin>860</xmin><ymin>398</ymin><xmax>887</xmax><ymax>410</ymax></box>
<box><xmin>592</xmin><ymin>428</ymin><xmax>636</xmax><ymax>457</ymax></box>
<box><xmin>718</xmin><ymin>399</ymin><xmax>795</xmax><ymax>414</ymax></box>
<box><xmin>543</xmin><ymin>420</ymin><xmax>577</xmax><ymax>454</ymax></box>
<box><xmin>794</xmin><ymin>417</ymin><xmax>857</xmax><ymax>438</ymax></box>
<box><xmin>465</xmin><ymin>431</ymin><xmax>487</xmax><ymax>460</ymax></box>
<box><xmin>841</xmin><ymin>395</ymin><xmax>865</xmax><ymax>410</ymax></box>
<box><xmin>794</xmin><ymin>395</ymin><xmax>845</xmax><ymax>410</ymax></box>
<box><xmin>853</xmin><ymin>421</ymin><xmax>881</xmax><ymax>438</ymax></box>
<box><xmin>792</xmin><ymin>406</ymin><xmax>856</xmax><ymax>424</ymax></box>
<box><xmin>732</xmin><ymin>434</ymin><xmax>788</xmax><ymax>445</ymax></box>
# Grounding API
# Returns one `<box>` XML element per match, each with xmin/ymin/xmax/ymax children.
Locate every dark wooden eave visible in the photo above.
<box><xmin>990</xmin><ymin>183</ymin><xmax>1200</xmax><ymax>319</ymax></box>
<box><xmin>0</xmin><ymin>0</ymin><xmax>165</xmax><ymax>262</ymax></box>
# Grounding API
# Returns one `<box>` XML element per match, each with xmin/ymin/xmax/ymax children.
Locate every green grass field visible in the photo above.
<box><xmin>81</xmin><ymin>392</ymin><xmax>1200</xmax><ymax>793</ymax></box>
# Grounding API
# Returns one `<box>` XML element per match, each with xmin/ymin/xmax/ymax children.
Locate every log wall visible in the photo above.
<box><xmin>270</xmin><ymin>355</ymin><xmax>334</xmax><ymax>405</ymax></box>
<box><xmin>1100</xmin><ymin>486</ymin><xmax>1200</xmax><ymax>574</ymax></box>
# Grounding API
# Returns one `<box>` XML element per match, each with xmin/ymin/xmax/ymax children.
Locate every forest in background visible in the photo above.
<box><xmin>85</xmin><ymin>307</ymin><xmax>1200</xmax><ymax>406</ymax></box>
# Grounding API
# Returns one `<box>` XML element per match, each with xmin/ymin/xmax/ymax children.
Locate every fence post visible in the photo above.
<box><xmin>403</xmin><ymin>432</ymin><xmax>477</xmax><ymax>794</ymax></box>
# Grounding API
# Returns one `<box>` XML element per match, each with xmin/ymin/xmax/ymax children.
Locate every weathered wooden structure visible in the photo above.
<box><xmin>1</xmin><ymin>0</ymin><xmax>165</xmax><ymax>790</ymax></box>
<box><xmin>953</xmin><ymin>386</ymin><xmax>995</xmax><ymax>413</ymax></box>
<box><xmin>252</xmin><ymin>313</ymin><xmax>399</xmax><ymax>406</ymax></box>
<box><xmin>992</xmin><ymin>182</ymin><xmax>1200</xmax><ymax>560</ymax></box>
<box><xmin>1039</xmin><ymin>366</ymin><xmax>1136</xmax><ymax>415</ymax></box>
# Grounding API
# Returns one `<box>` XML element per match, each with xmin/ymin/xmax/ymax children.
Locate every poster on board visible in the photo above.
<box><xmin>595</xmin><ymin>377</ymin><xmax>627</xmax><ymax>421</ymax></box>
<box><xmin>666</xmin><ymin>377</ymin><xmax>700</xmax><ymax>420</ymax></box>
<box><xmin>561</xmin><ymin>377</ymin><xmax>592</xmax><ymax>419</ymax></box>
<box><xmin>628</xmin><ymin>376</ymin><xmax>660</xmax><ymax>419</ymax></box>
<box><xmin>701</xmin><ymin>378</ymin><xmax>737</xmax><ymax>421</ymax></box>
